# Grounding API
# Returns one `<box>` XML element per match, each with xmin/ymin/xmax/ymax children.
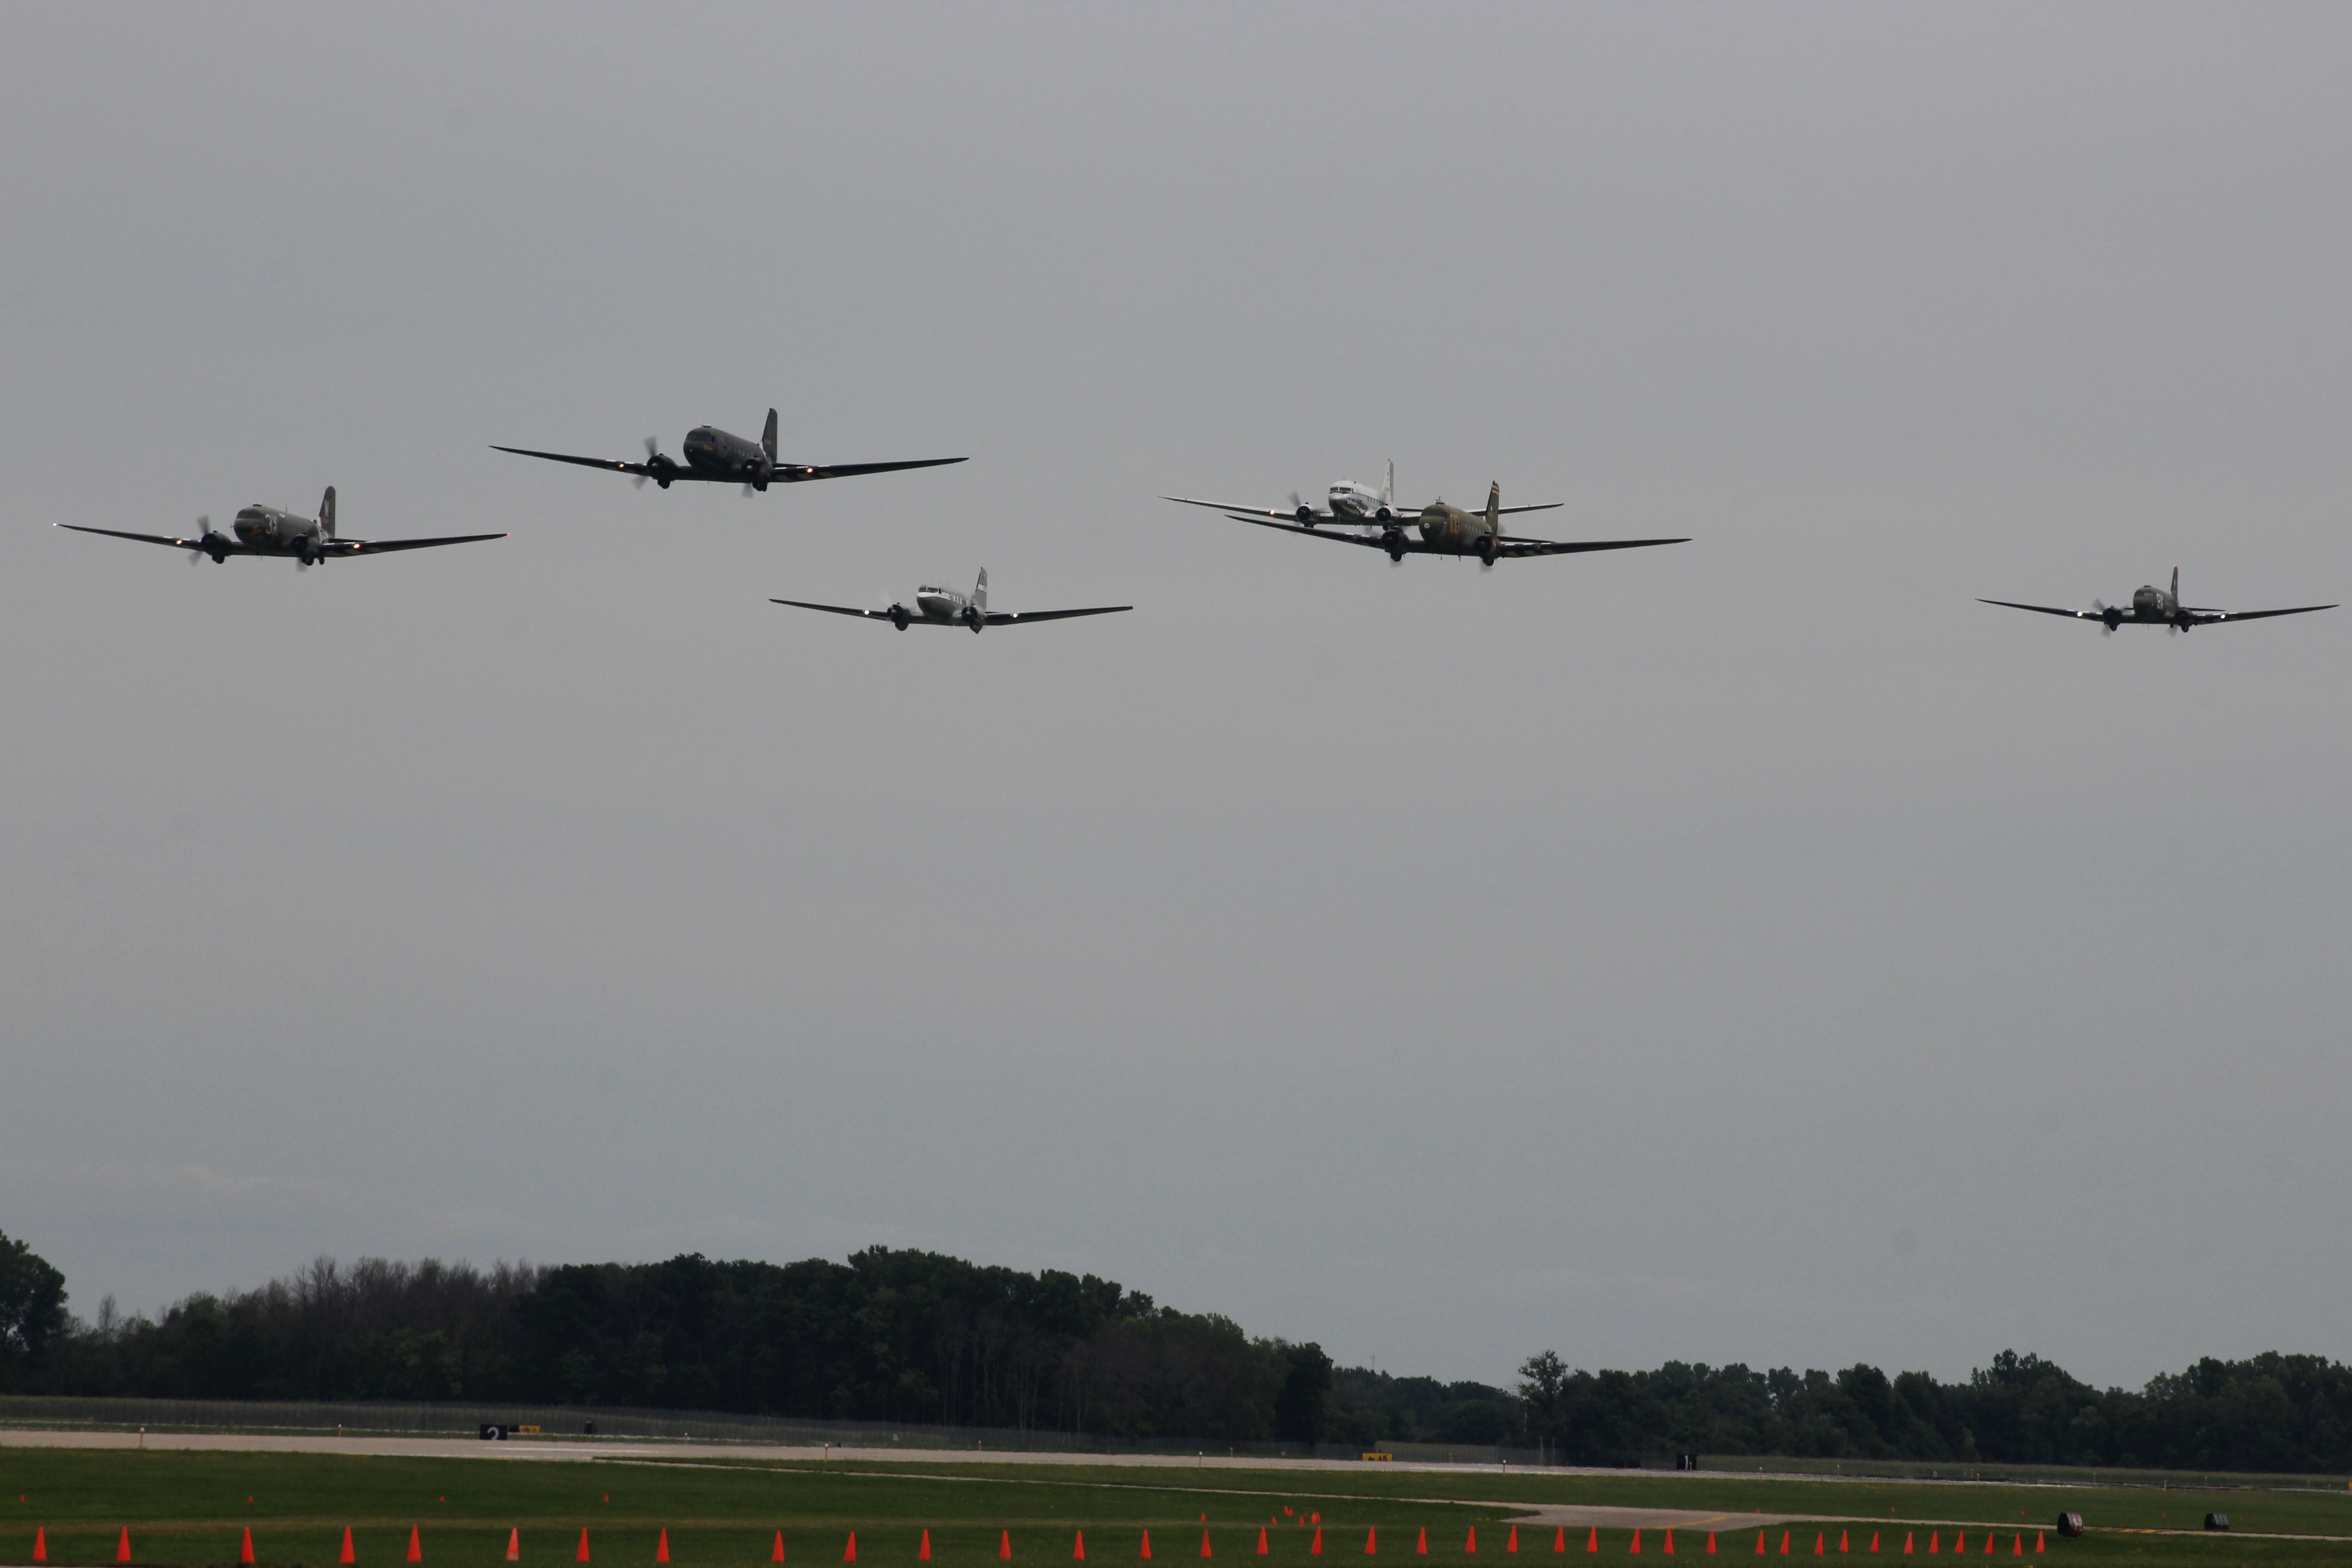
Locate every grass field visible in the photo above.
<box><xmin>3</xmin><ymin>1449</ymin><xmax>2349</xmax><ymax>1568</ymax></box>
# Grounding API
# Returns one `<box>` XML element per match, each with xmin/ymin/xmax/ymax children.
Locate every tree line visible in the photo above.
<box><xmin>2</xmin><ymin>1229</ymin><xmax>2348</xmax><ymax>1471</ymax></box>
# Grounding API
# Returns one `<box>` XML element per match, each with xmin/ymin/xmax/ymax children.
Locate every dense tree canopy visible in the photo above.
<box><xmin>4</xmin><ymin>1230</ymin><xmax>2349</xmax><ymax>1473</ymax></box>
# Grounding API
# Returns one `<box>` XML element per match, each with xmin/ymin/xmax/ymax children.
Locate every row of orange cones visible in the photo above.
<box><xmin>24</xmin><ymin>1525</ymin><xmax>2054</xmax><ymax>1563</ymax></box>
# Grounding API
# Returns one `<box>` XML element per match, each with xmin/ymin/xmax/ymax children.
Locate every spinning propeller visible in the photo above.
<box><xmin>633</xmin><ymin>437</ymin><xmax>678</xmax><ymax>490</ymax></box>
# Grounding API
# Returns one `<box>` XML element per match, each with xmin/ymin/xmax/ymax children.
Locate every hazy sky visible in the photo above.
<box><xmin>5</xmin><ymin>3</ymin><xmax>2348</xmax><ymax>1396</ymax></box>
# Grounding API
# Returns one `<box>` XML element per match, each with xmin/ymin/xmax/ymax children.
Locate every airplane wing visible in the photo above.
<box><xmin>771</xmin><ymin>457</ymin><xmax>966</xmax><ymax>482</ymax></box>
<box><xmin>1165</xmin><ymin>495</ymin><xmax>1338</xmax><ymax>524</ymax></box>
<box><xmin>1493</xmin><ymin>503</ymin><xmax>1566</xmax><ymax>517</ymax></box>
<box><xmin>343</xmin><ymin>534</ymin><xmax>507</xmax><ymax>554</ymax></box>
<box><xmin>1225</xmin><ymin>515</ymin><xmax>1399</xmax><ymax>546</ymax></box>
<box><xmin>55</xmin><ymin>524</ymin><xmax>252</xmax><ymax>553</ymax></box>
<box><xmin>490</xmin><ymin>445</ymin><xmax>659</xmax><ymax>477</ymax></box>
<box><xmin>2190</xmin><ymin>604</ymin><xmax>2337</xmax><ymax>624</ymax></box>
<box><xmin>769</xmin><ymin>598</ymin><xmax>899</xmax><ymax>620</ymax></box>
<box><xmin>1493</xmin><ymin>534</ymin><xmax>1688</xmax><ymax>558</ymax></box>
<box><xmin>982</xmin><ymin>606</ymin><xmax>1132</xmax><ymax>625</ymax></box>
<box><xmin>1977</xmin><ymin>598</ymin><xmax>2102</xmax><ymax>620</ymax></box>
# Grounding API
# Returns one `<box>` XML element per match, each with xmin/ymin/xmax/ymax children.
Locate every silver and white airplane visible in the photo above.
<box><xmin>1165</xmin><ymin>468</ymin><xmax>1687</xmax><ymax>566</ymax></box>
<box><xmin>771</xmin><ymin>569</ymin><xmax>1130</xmax><ymax>632</ymax></box>
<box><xmin>494</xmin><ymin>407</ymin><xmax>964</xmax><ymax>495</ymax></box>
<box><xmin>1166</xmin><ymin>461</ymin><xmax>1531</xmax><ymax>530</ymax></box>
<box><xmin>1980</xmin><ymin>567</ymin><xmax>2335</xmax><ymax>633</ymax></box>
<box><xmin>58</xmin><ymin>487</ymin><xmax>503</xmax><ymax>566</ymax></box>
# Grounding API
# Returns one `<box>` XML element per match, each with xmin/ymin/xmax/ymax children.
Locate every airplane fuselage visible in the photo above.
<box><xmin>1412</xmin><ymin>500</ymin><xmax>1498</xmax><ymax>553</ymax></box>
<box><xmin>1326</xmin><ymin>481</ymin><xmax>1396</xmax><ymax>523</ymax></box>
<box><xmin>913</xmin><ymin>585</ymin><xmax>969</xmax><ymax>621</ymax></box>
<box><xmin>230</xmin><ymin>504</ymin><xmax>331</xmax><ymax>561</ymax></box>
<box><xmin>681</xmin><ymin>426</ymin><xmax>779</xmax><ymax>488</ymax></box>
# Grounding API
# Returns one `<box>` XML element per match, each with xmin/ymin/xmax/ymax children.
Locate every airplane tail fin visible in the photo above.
<box><xmin>1384</xmin><ymin>460</ymin><xmax>1394</xmax><ymax>510</ymax></box>
<box><xmin>1485</xmin><ymin>481</ymin><xmax>1500</xmax><ymax>531</ymax></box>
<box><xmin>974</xmin><ymin>568</ymin><xmax>988</xmax><ymax>612</ymax></box>
<box><xmin>762</xmin><ymin>408</ymin><xmax>779</xmax><ymax>463</ymax></box>
<box><xmin>2171</xmin><ymin>564</ymin><xmax>2180</xmax><ymax>604</ymax></box>
<box><xmin>319</xmin><ymin>485</ymin><xmax>337</xmax><ymax>539</ymax></box>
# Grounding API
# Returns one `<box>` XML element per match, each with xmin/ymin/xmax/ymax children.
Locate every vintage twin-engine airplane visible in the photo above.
<box><xmin>57</xmin><ymin>487</ymin><xmax>503</xmax><ymax>566</ymax></box>
<box><xmin>1980</xmin><ymin>568</ymin><xmax>2335</xmax><ymax>633</ymax></box>
<box><xmin>1167</xmin><ymin>461</ymin><xmax>1529</xmax><ymax>530</ymax></box>
<box><xmin>493</xmin><ymin>408</ymin><xmax>964</xmax><ymax>495</ymax></box>
<box><xmin>1165</xmin><ymin>469</ymin><xmax>1687</xmax><ymax>566</ymax></box>
<box><xmin>771</xmin><ymin>569</ymin><xmax>1129</xmax><ymax>632</ymax></box>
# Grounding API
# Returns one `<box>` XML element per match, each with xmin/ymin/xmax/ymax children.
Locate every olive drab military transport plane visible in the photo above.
<box><xmin>492</xmin><ymin>407</ymin><xmax>964</xmax><ymax>495</ymax></box>
<box><xmin>1165</xmin><ymin>468</ymin><xmax>1688</xmax><ymax>567</ymax></box>
<box><xmin>57</xmin><ymin>487</ymin><xmax>503</xmax><ymax>566</ymax></box>
<box><xmin>1980</xmin><ymin>567</ymin><xmax>2336</xmax><ymax>633</ymax></box>
<box><xmin>770</xmin><ymin>569</ymin><xmax>1130</xmax><ymax>632</ymax></box>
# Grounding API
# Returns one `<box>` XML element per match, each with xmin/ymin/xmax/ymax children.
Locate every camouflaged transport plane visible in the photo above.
<box><xmin>58</xmin><ymin>487</ymin><xmax>502</xmax><ymax>567</ymax></box>
<box><xmin>1165</xmin><ymin>466</ymin><xmax>1686</xmax><ymax>567</ymax></box>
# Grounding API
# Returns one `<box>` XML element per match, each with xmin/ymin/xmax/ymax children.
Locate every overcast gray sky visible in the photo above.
<box><xmin>5</xmin><ymin>2</ymin><xmax>2348</xmax><ymax>1394</ymax></box>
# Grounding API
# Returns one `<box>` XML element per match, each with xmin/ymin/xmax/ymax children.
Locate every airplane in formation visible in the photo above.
<box><xmin>1164</xmin><ymin>468</ymin><xmax>1687</xmax><ymax>566</ymax></box>
<box><xmin>57</xmin><ymin>487</ymin><xmax>503</xmax><ymax>566</ymax></box>
<box><xmin>770</xmin><ymin>569</ymin><xmax>1130</xmax><ymax>632</ymax></box>
<box><xmin>492</xmin><ymin>408</ymin><xmax>964</xmax><ymax>494</ymax></box>
<box><xmin>1979</xmin><ymin>568</ymin><xmax>2335</xmax><ymax>633</ymax></box>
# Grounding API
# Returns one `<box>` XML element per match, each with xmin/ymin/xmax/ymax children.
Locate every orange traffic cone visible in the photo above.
<box><xmin>1869</xmin><ymin>1539</ymin><xmax>1879</xmax><ymax>1555</ymax></box>
<box><xmin>1416</xmin><ymin>1532</ymin><xmax>1428</xmax><ymax>1558</ymax></box>
<box><xmin>1258</xmin><ymin>1530</ymin><xmax>1269</xmax><ymax>1558</ymax></box>
<box><xmin>2033</xmin><ymin>1536</ymin><xmax>2043</xmax><ymax>1555</ymax></box>
<box><xmin>1001</xmin><ymin>1532</ymin><xmax>1013</xmax><ymax>1562</ymax></box>
<box><xmin>1467</xmin><ymin>1529</ymin><xmax>1478</xmax><ymax>1556</ymax></box>
<box><xmin>1778</xmin><ymin>1535</ymin><xmax>1788</xmax><ymax>1557</ymax></box>
<box><xmin>410</xmin><ymin>1526</ymin><xmax>424</xmax><ymax>1563</ymax></box>
<box><xmin>34</xmin><ymin>1528</ymin><xmax>49</xmax><ymax>1564</ymax></box>
<box><xmin>1901</xmin><ymin>1536</ymin><xmax>1913</xmax><ymax>1556</ymax></box>
<box><xmin>578</xmin><ymin>1532</ymin><xmax>592</xmax><ymax>1564</ymax></box>
<box><xmin>1632</xmin><ymin>1530</ymin><xmax>1642</xmax><ymax>1556</ymax></box>
<box><xmin>240</xmin><ymin>1533</ymin><xmax>255</xmax><ymax>1568</ymax></box>
<box><xmin>1149</xmin><ymin>1532</ymin><xmax>1159</xmax><ymax>1560</ymax></box>
<box><xmin>1075</xmin><ymin>1534</ymin><xmax>1085</xmax><ymax>1562</ymax></box>
<box><xmin>1508</xmin><ymin>1530</ymin><xmax>1519</xmax><ymax>1555</ymax></box>
<box><xmin>1752</xmin><ymin>1534</ymin><xmax>1763</xmax><ymax>1557</ymax></box>
<box><xmin>846</xmin><ymin>1535</ymin><xmax>859</xmax><ymax>1564</ymax></box>
<box><xmin>507</xmin><ymin>1531</ymin><xmax>522</xmax><ymax>1562</ymax></box>
<box><xmin>775</xmin><ymin>1534</ymin><xmax>788</xmax><ymax>1563</ymax></box>
<box><xmin>1365</xmin><ymin>1532</ymin><xmax>1377</xmax><ymax>1558</ymax></box>
<box><xmin>919</xmin><ymin>1534</ymin><xmax>930</xmax><ymax>1563</ymax></box>
<box><xmin>1202</xmin><ymin>1533</ymin><xmax>1213</xmax><ymax>1560</ymax></box>
<box><xmin>117</xmin><ymin>1529</ymin><xmax>132</xmax><ymax>1564</ymax></box>
<box><xmin>1553</xmin><ymin>1531</ymin><xmax>1566</xmax><ymax>1555</ymax></box>
<box><xmin>343</xmin><ymin>1528</ymin><xmax>358</xmax><ymax>1565</ymax></box>
<box><xmin>1813</xmin><ymin>1537</ymin><xmax>1823</xmax><ymax>1556</ymax></box>
<box><xmin>1952</xmin><ymin>1538</ymin><xmax>1963</xmax><ymax>1556</ymax></box>
<box><xmin>1837</xmin><ymin>1535</ymin><xmax>1846</xmax><ymax>1555</ymax></box>
<box><xmin>1706</xmin><ymin>1535</ymin><xmax>1717</xmax><ymax>1557</ymax></box>
<box><xmin>1588</xmin><ymin>1531</ymin><xmax>1600</xmax><ymax>1555</ymax></box>
<box><xmin>656</xmin><ymin>1533</ymin><xmax>669</xmax><ymax>1565</ymax></box>
<box><xmin>1664</xmin><ymin>1532</ymin><xmax>1675</xmax><ymax>1556</ymax></box>
<box><xmin>1927</xmin><ymin>1534</ymin><xmax>1938</xmax><ymax>1556</ymax></box>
